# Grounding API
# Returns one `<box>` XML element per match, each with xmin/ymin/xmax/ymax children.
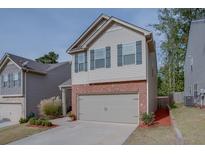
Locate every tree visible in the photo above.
<box><xmin>154</xmin><ymin>9</ymin><xmax>205</xmax><ymax>96</ymax></box>
<box><xmin>36</xmin><ymin>51</ymin><xmax>59</xmax><ymax>64</ymax></box>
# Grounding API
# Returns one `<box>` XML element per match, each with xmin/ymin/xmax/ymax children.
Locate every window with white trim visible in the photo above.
<box><xmin>78</xmin><ymin>53</ymin><xmax>85</xmax><ymax>72</ymax></box>
<box><xmin>122</xmin><ymin>42</ymin><xmax>136</xmax><ymax>65</ymax></box>
<box><xmin>94</xmin><ymin>48</ymin><xmax>106</xmax><ymax>69</ymax></box>
<box><xmin>3</xmin><ymin>74</ymin><xmax>8</xmax><ymax>87</ymax></box>
<box><xmin>13</xmin><ymin>72</ymin><xmax>20</xmax><ymax>87</ymax></box>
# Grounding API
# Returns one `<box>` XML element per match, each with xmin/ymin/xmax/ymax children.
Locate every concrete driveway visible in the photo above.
<box><xmin>0</xmin><ymin>119</ymin><xmax>17</xmax><ymax>129</ymax></box>
<box><xmin>9</xmin><ymin>118</ymin><xmax>136</xmax><ymax>145</ymax></box>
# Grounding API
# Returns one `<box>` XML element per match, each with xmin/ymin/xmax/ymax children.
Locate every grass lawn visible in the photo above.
<box><xmin>0</xmin><ymin>124</ymin><xmax>49</xmax><ymax>145</ymax></box>
<box><xmin>171</xmin><ymin>103</ymin><xmax>205</xmax><ymax>144</ymax></box>
<box><xmin>124</xmin><ymin>126</ymin><xmax>176</xmax><ymax>145</ymax></box>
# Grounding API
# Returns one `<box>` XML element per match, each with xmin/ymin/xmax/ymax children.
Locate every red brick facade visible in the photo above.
<box><xmin>71</xmin><ymin>80</ymin><xmax>148</xmax><ymax>120</ymax></box>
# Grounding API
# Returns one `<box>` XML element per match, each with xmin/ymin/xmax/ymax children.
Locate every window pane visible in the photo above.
<box><xmin>95</xmin><ymin>48</ymin><xmax>106</xmax><ymax>59</ymax></box>
<box><xmin>78</xmin><ymin>53</ymin><xmax>85</xmax><ymax>63</ymax></box>
<box><xmin>14</xmin><ymin>73</ymin><xmax>18</xmax><ymax>81</ymax></box>
<box><xmin>3</xmin><ymin>75</ymin><xmax>8</xmax><ymax>82</ymax></box>
<box><xmin>122</xmin><ymin>42</ymin><xmax>135</xmax><ymax>55</ymax></box>
<box><xmin>95</xmin><ymin>59</ymin><xmax>105</xmax><ymax>68</ymax></box>
<box><xmin>79</xmin><ymin>63</ymin><xmax>84</xmax><ymax>72</ymax></box>
<box><xmin>124</xmin><ymin>54</ymin><xmax>135</xmax><ymax>65</ymax></box>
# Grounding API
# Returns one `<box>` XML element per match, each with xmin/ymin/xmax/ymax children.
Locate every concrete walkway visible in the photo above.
<box><xmin>9</xmin><ymin>118</ymin><xmax>136</xmax><ymax>145</ymax></box>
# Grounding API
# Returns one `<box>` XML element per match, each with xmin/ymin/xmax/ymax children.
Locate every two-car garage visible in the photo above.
<box><xmin>78</xmin><ymin>94</ymin><xmax>139</xmax><ymax>124</ymax></box>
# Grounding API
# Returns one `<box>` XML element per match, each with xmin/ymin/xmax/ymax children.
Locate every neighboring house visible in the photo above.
<box><xmin>184</xmin><ymin>19</ymin><xmax>205</xmax><ymax>105</ymax></box>
<box><xmin>66</xmin><ymin>14</ymin><xmax>157</xmax><ymax>125</ymax></box>
<box><xmin>0</xmin><ymin>53</ymin><xmax>71</xmax><ymax>122</ymax></box>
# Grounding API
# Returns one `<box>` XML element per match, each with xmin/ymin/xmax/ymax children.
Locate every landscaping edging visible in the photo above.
<box><xmin>168</xmin><ymin>105</ymin><xmax>184</xmax><ymax>145</ymax></box>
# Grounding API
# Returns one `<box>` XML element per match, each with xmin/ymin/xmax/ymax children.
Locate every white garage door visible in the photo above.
<box><xmin>78</xmin><ymin>94</ymin><xmax>139</xmax><ymax>124</ymax></box>
<box><xmin>0</xmin><ymin>103</ymin><xmax>23</xmax><ymax>122</ymax></box>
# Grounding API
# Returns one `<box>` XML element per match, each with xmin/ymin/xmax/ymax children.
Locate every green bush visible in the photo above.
<box><xmin>38</xmin><ymin>96</ymin><xmax>62</xmax><ymax>118</ymax></box>
<box><xmin>28</xmin><ymin>117</ymin><xmax>53</xmax><ymax>127</ymax></box>
<box><xmin>44</xmin><ymin>120</ymin><xmax>52</xmax><ymax>127</ymax></box>
<box><xmin>36</xmin><ymin>119</ymin><xmax>42</xmax><ymax>125</ymax></box>
<box><xmin>170</xmin><ymin>103</ymin><xmax>178</xmax><ymax>109</ymax></box>
<box><xmin>141</xmin><ymin>112</ymin><xmax>155</xmax><ymax>126</ymax></box>
<box><xmin>29</xmin><ymin>117</ymin><xmax>37</xmax><ymax>125</ymax></box>
<box><xmin>19</xmin><ymin>118</ymin><xmax>28</xmax><ymax>124</ymax></box>
<box><xmin>27</xmin><ymin>112</ymin><xmax>35</xmax><ymax>119</ymax></box>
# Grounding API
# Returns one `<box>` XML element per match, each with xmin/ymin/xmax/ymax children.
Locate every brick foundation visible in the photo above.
<box><xmin>71</xmin><ymin>80</ymin><xmax>148</xmax><ymax>121</ymax></box>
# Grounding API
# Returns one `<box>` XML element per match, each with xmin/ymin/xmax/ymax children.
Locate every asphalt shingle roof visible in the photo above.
<box><xmin>0</xmin><ymin>53</ymin><xmax>70</xmax><ymax>75</ymax></box>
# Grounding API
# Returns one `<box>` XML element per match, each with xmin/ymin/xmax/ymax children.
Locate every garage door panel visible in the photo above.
<box><xmin>78</xmin><ymin>94</ymin><xmax>138</xmax><ymax>124</ymax></box>
<box><xmin>0</xmin><ymin>103</ymin><xmax>23</xmax><ymax>122</ymax></box>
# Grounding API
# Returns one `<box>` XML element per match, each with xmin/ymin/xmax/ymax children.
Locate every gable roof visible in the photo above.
<box><xmin>0</xmin><ymin>53</ymin><xmax>70</xmax><ymax>75</ymax></box>
<box><xmin>67</xmin><ymin>14</ymin><xmax>153</xmax><ymax>54</ymax></box>
<box><xmin>67</xmin><ymin>14</ymin><xmax>110</xmax><ymax>52</ymax></box>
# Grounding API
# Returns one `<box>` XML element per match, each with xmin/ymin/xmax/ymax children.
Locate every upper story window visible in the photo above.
<box><xmin>78</xmin><ymin>53</ymin><xmax>85</xmax><ymax>72</ymax></box>
<box><xmin>74</xmin><ymin>52</ymin><xmax>87</xmax><ymax>73</ymax></box>
<box><xmin>94</xmin><ymin>48</ymin><xmax>106</xmax><ymax>68</ymax></box>
<box><xmin>13</xmin><ymin>72</ymin><xmax>21</xmax><ymax>87</ymax></box>
<box><xmin>90</xmin><ymin>47</ymin><xmax>111</xmax><ymax>70</ymax></box>
<box><xmin>2</xmin><ymin>74</ymin><xmax>8</xmax><ymax>87</ymax></box>
<box><xmin>1</xmin><ymin>72</ymin><xmax>21</xmax><ymax>88</ymax></box>
<box><xmin>117</xmin><ymin>41</ymin><xmax>142</xmax><ymax>66</ymax></box>
<box><xmin>122</xmin><ymin>42</ymin><xmax>136</xmax><ymax>65</ymax></box>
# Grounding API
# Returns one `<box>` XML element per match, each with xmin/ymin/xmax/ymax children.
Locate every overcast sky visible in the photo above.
<box><xmin>0</xmin><ymin>8</ymin><xmax>161</xmax><ymax>65</ymax></box>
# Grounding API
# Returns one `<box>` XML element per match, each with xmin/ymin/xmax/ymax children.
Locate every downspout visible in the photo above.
<box><xmin>24</xmin><ymin>71</ymin><xmax>27</xmax><ymax>118</ymax></box>
<box><xmin>146</xmin><ymin>40</ymin><xmax>150</xmax><ymax>114</ymax></box>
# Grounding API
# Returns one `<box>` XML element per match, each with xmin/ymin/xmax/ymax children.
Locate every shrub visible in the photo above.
<box><xmin>36</xmin><ymin>119</ymin><xmax>42</xmax><ymax>125</ymax></box>
<box><xmin>141</xmin><ymin>112</ymin><xmax>155</xmax><ymax>126</ymax></box>
<box><xmin>44</xmin><ymin>120</ymin><xmax>52</xmax><ymax>127</ymax></box>
<box><xmin>28</xmin><ymin>118</ymin><xmax>53</xmax><ymax>127</ymax></box>
<box><xmin>170</xmin><ymin>103</ymin><xmax>177</xmax><ymax>109</ymax></box>
<box><xmin>68</xmin><ymin>112</ymin><xmax>76</xmax><ymax>121</ymax></box>
<box><xmin>39</xmin><ymin>96</ymin><xmax>62</xmax><ymax>118</ymax></box>
<box><xmin>27</xmin><ymin>112</ymin><xmax>35</xmax><ymax>119</ymax></box>
<box><xmin>19</xmin><ymin>118</ymin><xmax>28</xmax><ymax>124</ymax></box>
<box><xmin>41</xmin><ymin>120</ymin><xmax>46</xmax><ymax>126</ymax></box>
<box><xmin>29</xmin><ymin>117</ymin><xmax>37</xmax><ymax>125</ymax></box>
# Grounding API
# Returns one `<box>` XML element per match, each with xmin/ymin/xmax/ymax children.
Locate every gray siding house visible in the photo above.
<box><xmin>184</xmin><ymin>19</ymin><xmax>205</xmax><ymax>105</ymax></box>
<box><xmin>0</xmin><ymin>53</ymin><xmax>71</xmax><ymax>122</ymax></box>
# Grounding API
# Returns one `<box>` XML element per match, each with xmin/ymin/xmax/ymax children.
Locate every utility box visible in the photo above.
<box><xmin>185</xmin><ymin>96</ymin><xmax>194</xmax><ymax>106</ymax></box>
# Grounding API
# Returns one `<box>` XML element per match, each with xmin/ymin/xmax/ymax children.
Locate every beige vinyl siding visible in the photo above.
<box><xmin>72</xmin><ymin>24</ymin><xmax>147</xmax><ymax>85</ymax></box>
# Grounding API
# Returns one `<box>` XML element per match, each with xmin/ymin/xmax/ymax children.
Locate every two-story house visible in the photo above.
<box><xmin>67</xmin><ymin>14</ymin><xmax>157</xmax><ymax>125</ymax></box>
<box><xmin>0</xmin><ymin>53</ymin><xmax>71</xmax><ymax>122</ymax></box>
<box><xmin>184</xmin><ymin>19</ymin><xmax>205</xmax><ymax>106</ymax></box>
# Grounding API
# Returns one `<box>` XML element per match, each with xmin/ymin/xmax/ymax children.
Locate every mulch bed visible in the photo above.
<box><xmin>139</xmin><ymin>108</ymin><xmax>171</xmax><ymax>128</ymax></box>
<box><xmin>26</xmin><ymin>124</ymin><xmax>58</xmax><ymax>129</ymax></box>
<box><xmin>155</xmin><ymin>108</ymin><xmax>171</xmax><ymax>126</ymax></box>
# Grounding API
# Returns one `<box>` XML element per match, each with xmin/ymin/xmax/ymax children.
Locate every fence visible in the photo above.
<box><xmin>157</xmin><ymin>92</ymin><xmax>184</xmax><ymax>109</ymax></box>
<box><xmin>170</xmin><ymin>92</ymin><xmax>184</xmax><ymax>103</ymax></box>
<box><xmin>157</xmin><ymin>96</ymin><xmax>170</xmax><ymax>109</ymax></box>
